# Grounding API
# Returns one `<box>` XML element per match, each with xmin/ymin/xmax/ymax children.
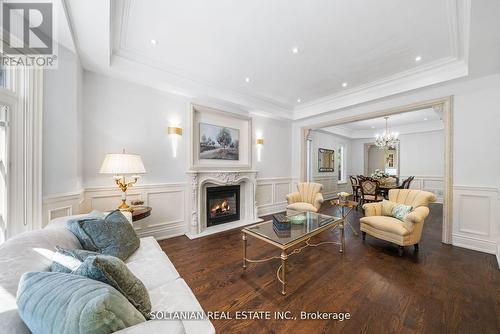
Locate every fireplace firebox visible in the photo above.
<box><xmin>206</xmin><ymin>185</ymin><xmax>240</xmax><ymax>227</ymax></box>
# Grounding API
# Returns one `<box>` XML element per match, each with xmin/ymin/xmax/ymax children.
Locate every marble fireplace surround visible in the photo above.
<box><xmin>186</xmin><ymin>170</ymin><xmax>263</xmax><ymax>239</ymax></box>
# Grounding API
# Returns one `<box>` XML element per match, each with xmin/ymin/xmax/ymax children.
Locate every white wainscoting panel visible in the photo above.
<box><xmin>256</xmin><ymin>177</ymin><xmax>292</xmax><ymax>216</ymax></box>
<box><xmin>42</xmin><ymin>192</ymin><xmax>82</xmax><ymax>227</ymax></box>
<box><xmin>79</xmin><ymin>183</ymin><xmax>188</xmax><ymax>240</ymax></box>
<box><xmin>314</xmin><ymin>175</ymin><xmax>350</xmax><ymax>200</ymax></box>
<box><xmin>402</xmin><ymin>175</ymin><xmax>444</xmax><ymax>203</ymax></box>
<box><xmin>44</xmin><ymin>178</ymin><xmax>297</xmax><ymax>240</ymax></box>
<box><xmin>452</xmin><ymin>185</ymin><xmax>499</xmax><ymax>254</ymax></box>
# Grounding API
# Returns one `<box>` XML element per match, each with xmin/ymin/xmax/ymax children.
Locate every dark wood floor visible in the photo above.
<box><xmin>159</xmin><ymin>203</ymin><xmax>500</xmax><ymax>334</ymax></box>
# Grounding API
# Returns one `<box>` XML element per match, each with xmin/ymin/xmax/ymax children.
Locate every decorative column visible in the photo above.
<box><xmin>306</xmin><ymin>130</ymin><xmax>313</xmax><ymax>182</ymax></box>
<box><xmin>188</xmin><ymin>172</ymin><xmax>199</xmax><ymax>234</ymax></box>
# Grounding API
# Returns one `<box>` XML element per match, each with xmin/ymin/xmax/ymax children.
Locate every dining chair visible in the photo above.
<box><xmin>360</xmin><ymin>178</ymin><xmax>381</xmax><ymax>205</ymax></box>
<box><xmin>401</xmin><ymin>176</ymin><xmax>415</xmax><ymax>189</ymax></box>
<box><xmin>385</xmin><ymin>176</ymin><xmax>399</xmax><ymax>187</ymax></box>
<box><xmin>349</xmin><ymin>176</ymin><xmax>360</xmax><ymax>201</ymax></box>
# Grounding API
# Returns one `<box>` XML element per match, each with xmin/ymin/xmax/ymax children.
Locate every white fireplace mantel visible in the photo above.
<box><xmin>186</xmin><ymin>170</ymin><xmax>262</xmax><ymax>239</ymax></box>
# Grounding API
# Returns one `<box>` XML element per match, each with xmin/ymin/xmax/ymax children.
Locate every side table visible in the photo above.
<box><xmin>130</xmin><ymin>206</ymin><xmax>152</xmax><ymax>222</ymax></box>
<box><xmin>330</xmin><ymin>199</ymin><xmax>359</xmax><ymax>236</ymax></box>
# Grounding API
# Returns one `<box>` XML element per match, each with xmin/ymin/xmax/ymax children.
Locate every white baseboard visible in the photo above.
<box><xmin>452</xmin><ymin>234</ymin><xmax>497</xmax><ymax>255</ymax></box>
<box><xmin>257</xmin><ymin>202</ymin><xmax>287</xmax><ymax>216</ymax></box>
<box><xmin>496</xmin><ymin>241</ymin><xmax>500</xmax><ymax>269</ymax></box>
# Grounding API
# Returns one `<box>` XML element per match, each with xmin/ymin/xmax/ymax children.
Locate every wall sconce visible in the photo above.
<box><xmin>256</xmin><ymin>138</ymin><xmax>264</xmax><ymax>162</ymax></box>
<box><xmin>167</xmin><ymin>126</ymin><xmax>182</xmax><ymax>158</ymax></box>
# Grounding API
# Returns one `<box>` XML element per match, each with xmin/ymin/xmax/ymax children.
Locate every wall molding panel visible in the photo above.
<box><xmin>256</xmin><ymin>177</ymin><xmax>292</xmax><ymax>216</ymax></box>
<box><xmin>42</xmin><ymin>191</ymin><xmax>83</xmax><ymax>227</ymax></box>
<box><xmin>452</xmin><ymin>185</ymin><xmax>499</xmax><ymax>254</ymax></box>
<box><xmin>43</xmin><ymin>180</ymin><xmax>499</xmax><ymax>256</ymax></box>
<box><xmin>313</xmin><ymin>176</ymin><xmax>349</xmax><ymax>200</ymax></box>
<box><xmin>43</xmin><ymin>178</ymin><xmax>295</xmax><ymax>240</ymax></box>
<box><xmin>401</xmin><ymin>175</ymin><xmax>444</xmax><ymax>203</ymax></box>
<box><xmin>81</xmin><ymin>183</ymin><xmax>188</xmax><ymax>240</ymax></box>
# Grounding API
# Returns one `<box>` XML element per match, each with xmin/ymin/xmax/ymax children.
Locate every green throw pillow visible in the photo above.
<box><xmin>392</xmin><ymin>203</ymin><xmax>413</xmax><ymax>221</ymax></box>
<box><xmin>67</xmin><ymin>210</ymin><xmax>140</xmax><ymax>261</ymax></box>
<box><xmin>17</xmin><ymin>272</ymin><xmax>145</xmax><ymax>334</ymax></box>
<box><xmin>381</xmin><ymin>200</ymin><xmax>397</xmax><ymax>216</ymax></box>
<box><xmin>50</xmin><ymin>246</ymin><xmax>98</xmax><ymax>273</ymax></box>
<box><xmin>74</xmin><ymin>255</ymin><xmax>152</xmax><ymax>319</ymax></box>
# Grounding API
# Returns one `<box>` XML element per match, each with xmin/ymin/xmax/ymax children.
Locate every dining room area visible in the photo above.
<box><xmin>349</xmin><ymin>174</ymin><xmax>416</xmax><ymax>206</ymax></box>
<box><xmin>308</xmin><ymin>107</ymin><xmax>446</xmax><ymax>243</ymax></box>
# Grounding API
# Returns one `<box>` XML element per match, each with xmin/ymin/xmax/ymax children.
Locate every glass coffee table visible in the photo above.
<box><xmin>242</xmin><ymin>211</ymin><xmax>344</xmax><ymax>295</ymax></box>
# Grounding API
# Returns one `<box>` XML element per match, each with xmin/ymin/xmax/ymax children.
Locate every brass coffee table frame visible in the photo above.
<box><xmin>242</xmin><ymin>217</ymin><xmax>344</xmax><ymax>295</ymax></box>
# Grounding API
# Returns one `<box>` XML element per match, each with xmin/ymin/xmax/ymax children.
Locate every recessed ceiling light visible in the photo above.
<box><xmin>342</xmin><ymin>82</ymin><xmax>348</xmax><ymax>87</ymax></box>
<box><xmin>245</xmin><ymin>77</ymin><xmax>251</xmax><ymax>83</ymax></box>
<box><xmin>297</xmin><ymin>98</ymin><xmax>302</xmax><ymax>103</ymax></box>
<box><xmin>371</xmin><ymin>126</ymin><xmax>375</xmax><ymax>129</ymax></box>
<box><xmin>423</xmin><ymin>117</ymin><xmax>428</xmax><ymax>121</ymax></box>
<box><xmin>150</xmin><ymin>39</ymin><xmax>157</xmax><ymax>45</ymax></box>
<box><xmin>292</xmin><ymin>47</ymin><xmax>299</xmax><ymax>54</ymax></box>
<box><xmin>415</xmin><ymin>55</ymin><xmax>422</xmax><ymax>62</ymax></box>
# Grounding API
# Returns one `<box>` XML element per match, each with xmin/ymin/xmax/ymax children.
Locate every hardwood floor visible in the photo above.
<box><xmin>159</xmin><ymin>203</ymin><xmax>500</xmax><ymax>334</ymax></box>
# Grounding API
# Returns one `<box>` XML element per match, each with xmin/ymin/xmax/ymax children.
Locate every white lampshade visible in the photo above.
<box><xmin>99</xmin><ymin>153</ymin><xmax>146</xmax><ymax>175</ymax></box>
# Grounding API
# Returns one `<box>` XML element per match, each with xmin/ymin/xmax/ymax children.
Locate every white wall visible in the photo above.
<box><xmin>252</xmin><ymin>116</ymin><xmax>292</xmax><ymax>178</ymax></box>
<box><xmin>43</xmin><ymin>46</ymin><xmax>82</xmax><ymax>196</ymax></box>
<box><xmin>311</xmin><ymin>131</ymin><xmax>351</xmax><ymax>198</ymax></box>
<box><xmin>41</xmin><ymin>72</ymin><xmax>294</xmax><ymax>236</ymax></box>
<box><xmin>82</xmin><ymin>72</ymin><xmax>190</xmax><ymax>187</ymax></box>
<box><xmin>291</xmin><ymin>73</ymin><xmax>500</xmax><ymax>254</ymax></box>
<box><xmin>350</xmin><ymin>130</ymin><xmax>444</xmax><ymax>177</ymax></box>
<box><xmin>399</xmin><ymin>130</ymin><xmax>444</xmax><ymax>177</ymax></box>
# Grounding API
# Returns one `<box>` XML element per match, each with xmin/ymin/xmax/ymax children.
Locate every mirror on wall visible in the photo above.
<box><xmin>384</xmin><ymin>148</ymin><xmax>398</xmax><ymax>176</ymax></box>
<box><xmin>318</xmin><ymin>148</ymin><xmax>334</xmax><ymax>172</ymax></box>
<box><xmin>364</xmin><ymin>143</ymin><xmax>400</xmax><ymax>176</ymax></box>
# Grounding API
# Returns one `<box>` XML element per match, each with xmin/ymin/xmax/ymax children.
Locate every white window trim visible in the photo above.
<box><xmin>0</xmin><ymin>67</ymin><xmax>43</xmax><ymax>238</ymax></box>
<box><xmin>337</xmin><ymin>145</ymin><xmax>346</xmax><ymax>184</ymax></box>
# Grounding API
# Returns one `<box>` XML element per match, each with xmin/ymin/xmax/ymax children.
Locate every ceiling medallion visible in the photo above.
<box><xmin>375</xmin><ymin>116</ymin><xmax>399</xmax><ymax>149</ymax></box>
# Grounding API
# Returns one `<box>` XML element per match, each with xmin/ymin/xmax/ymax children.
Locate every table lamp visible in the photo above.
<box><xmin>99</xmin><ymin>150</ymin><xmax>146</xmax><ymax>210</ymax></box>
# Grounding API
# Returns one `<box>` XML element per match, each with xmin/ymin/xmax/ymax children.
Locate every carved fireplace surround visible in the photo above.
<box><xmin>186</xmin><ymin>170</ymin><xmax>262</xmax><ymax>239</ymax></box>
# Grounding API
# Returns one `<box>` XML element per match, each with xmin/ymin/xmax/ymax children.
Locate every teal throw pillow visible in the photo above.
<box><xmin>17</xmin><ymin>272</ymin><xmax>145</xmax><ymax>334</ymax></box>
<box><xmin>74</xmin><ymin>255</ymin><xmax>151</xmax><ymax>319</ymax></box>
<box><xmin>392</xmin><ymin>203</ymin><xmax>413</xmax><ymax>221</ymax></box>
<box><xmin>67</xmin><ymin>210</ymin><xmax>140</xmax><ymax>261</ymax></box>
<box><xmin>50</xmin><ymin>246</ymin><xmax>99</xmax><ymax>273</ymax></box>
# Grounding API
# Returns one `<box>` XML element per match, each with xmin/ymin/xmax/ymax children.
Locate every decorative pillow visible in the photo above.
<box><xmin>50</xmin><ymin>246</ymin><xmax>99</xmax><ymax>273</ymax></box>
<box><xmin>74</xmin><ymin>255</ymin><xmax>151</xmax><ymax>319</ymax></box>
<box><xmin>67</xmin><ymin>210</ymin><xmax>140</xmax><ymax>261</ymax></box>
<box><xmin>17</xmin><ymin>272</ymin><xmax>145</xmax><ymax>334</ymax></box>
<box><xmin>392</xmin><ymin>203</ymin><xmax>413</xmax><ymax>221</ymax></box>
<box><xmin>381</xmin><ymin>200</ymin><xmax>397</xmax><ymax>216</ymax></box>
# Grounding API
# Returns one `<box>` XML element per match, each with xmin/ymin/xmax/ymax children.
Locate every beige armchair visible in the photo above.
<box><xmin>360</xmin><ymin>189</ymin><xmax>437</xmax><ymax>256</ymax></box>
<box><xmin>286</xmin><ymin>182</ymin><xmax>324</xmax><ymax>214</ymax></box>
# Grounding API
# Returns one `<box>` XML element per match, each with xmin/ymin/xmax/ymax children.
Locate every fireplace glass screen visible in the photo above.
<box><xmin>206</xmin><ymin>185</ymin><xmax>240</xmax><ymax>227</ymax></box>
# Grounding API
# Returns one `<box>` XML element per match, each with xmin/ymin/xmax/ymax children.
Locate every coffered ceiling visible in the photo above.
<box><xmin>65</xmin><ymin>0</ymin><xmax>489</xmax><ymax>119</ymax></box>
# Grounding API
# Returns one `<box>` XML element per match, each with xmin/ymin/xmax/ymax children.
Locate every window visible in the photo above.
<box><xmin>0</xmin><ymin>105</ymin><xmax>8</xmax><ymax>243</ymax></box>
<box><xmin>338</xmin><ymin>145</ymin><xmax>346</xmax><ymax>183</ymax></box>
<box><xmin>0</xmin><ymin>65</ymin><xmax>6</xmax><ymax>88</ymax></box>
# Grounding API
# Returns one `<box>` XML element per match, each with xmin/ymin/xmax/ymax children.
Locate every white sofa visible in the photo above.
<box><xmin>0</xmin><ymin>213</ymin><xmax>215</xmax><ymax>334</ymax></box>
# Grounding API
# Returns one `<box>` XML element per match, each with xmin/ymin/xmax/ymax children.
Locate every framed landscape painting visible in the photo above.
<box><xmin>199</xmin><ymin>123</ymin><xmax>239</xmax><ymax>160</ymax></box>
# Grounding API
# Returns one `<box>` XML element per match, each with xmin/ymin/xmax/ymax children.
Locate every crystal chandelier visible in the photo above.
<box><xmin>375</xmin><ymin>116</ymin><xmax>399</xmax><ymax>149</ymax></box>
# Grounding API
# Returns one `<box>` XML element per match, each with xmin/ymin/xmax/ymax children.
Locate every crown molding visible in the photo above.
<box><xmin>100</xmin><ymin>0</ymin><xmax>471</xmax><ymax>121</ymax></box>
<box><xmin>292</xmin><ymin>57</ymin><xmax>468</xmax><ymax>120</ymax></box>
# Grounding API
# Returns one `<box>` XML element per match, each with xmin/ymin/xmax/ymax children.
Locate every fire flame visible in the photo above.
<box><xmin>211</xmin><ymin>200</ymin><xmax>230</xmax><ymax>214</ymax></box>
